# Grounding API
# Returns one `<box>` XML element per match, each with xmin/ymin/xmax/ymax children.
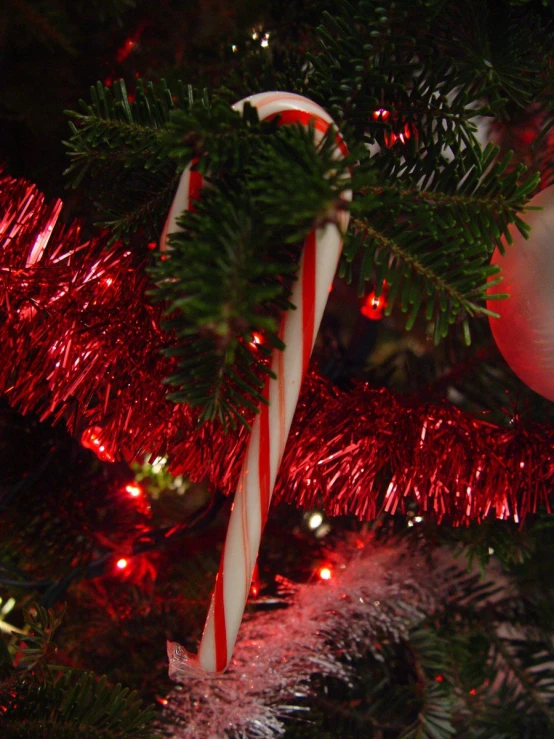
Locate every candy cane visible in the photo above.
<box><xmin>165</xmin><ymin>92</ymin><xmax>351</xmax><ymax>677</ymax></box>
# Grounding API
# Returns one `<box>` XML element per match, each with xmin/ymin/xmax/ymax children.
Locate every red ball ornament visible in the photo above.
<box><xmin>487</xmin><ymin>186</ymin><xmax>554</xmax><ymax>402</ymax></box>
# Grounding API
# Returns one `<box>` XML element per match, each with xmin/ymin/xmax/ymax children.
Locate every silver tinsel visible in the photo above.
<box><xmin>159</xmin><ymin>538</ymin><xmax>483</xmax><ymax>738</ymax></box>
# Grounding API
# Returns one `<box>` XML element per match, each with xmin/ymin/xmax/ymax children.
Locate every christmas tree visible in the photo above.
<box><xmin>1</xmin><ymin>0</ymin><xmax>554</xmax><ymax>736</ymax></box>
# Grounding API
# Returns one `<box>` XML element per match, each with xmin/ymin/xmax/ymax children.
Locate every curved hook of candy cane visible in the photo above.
<box><xmin>165</xmin><ymin>92</ymin><xmax>351</xmax><ymax>679</ymax></box>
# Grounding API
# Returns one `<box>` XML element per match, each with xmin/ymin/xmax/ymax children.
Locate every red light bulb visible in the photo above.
<box><xmin>80</xmin><ymin>426</ymin><xmax>116</xmax><ymax>463</ymax></box>
<box><xmin>125</xmin><ymin>483</ymin><xmax>142</xmax><ymax>498</ymax></box>
<box><xmin>249</xmin><ymin>562</ymin><xmax>261</xmax><ymax>598</ymax></box>
<box><xmin>116</xmin><ymin>558</ymin><xmax>128</xmax><ymax>570</ymax></box>
<box><xmin>318</xmin><ymin>566</ymin><xmax>333</xmax><ymax>581</ymax></box>
<box><xmin>249</xmin><ymin>332</ymin><xmax>263</xmax><ymax>349</ymax></box>
<box><xmin>116</xmin><ymin>38</ymin><xmax>137</xmax><ymax>63</ymax></box>
<box><xmin>372</xmin><ymin>108</ymin><xmax>390</xmax><ymax>121</ymax></box>
<box><xmin>361</xmin><ymin>288</ymin><xmax>387</xmax><ymax>320</ymax></box>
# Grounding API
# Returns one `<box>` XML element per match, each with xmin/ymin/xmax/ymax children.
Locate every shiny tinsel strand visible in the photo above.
<box><xmin>0</xmin><ymin>171</ymin><xmax>189</xmax><ymax>462</ymax></box>
<box><xmin>1</xmin><ymin>172</ymin><xmax>553</xmax><ymax>525</ymax></box>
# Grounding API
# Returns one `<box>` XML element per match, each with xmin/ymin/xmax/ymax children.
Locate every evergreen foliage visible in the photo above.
<box><xmin>64</xmin><ymin>79</ymin><xmax>185</xmax><ymax>244</ymax></box>
<box><xmin>281</xmin><ymin>560</ymin><xmax>554</xmax><ymax>738</ymax></box>
<box><xmin>63</xmin><ymin>0</ymin><xmax>550</xmax><ymax>427</ymax></box>
<box><xmin>151</xmin><ymin>122</ymin><xmax>354</xmax><ymax>427</ymax></box>
<box><xmin>0</xmin><ymin>604</ymin><xmax>156</xmax><ymax>738</ymax></box>
<box><xmin>1</xmin><ymin>0</ymin><xmax>554</xmax><ymax>737</ymax></box>
<box><xmin>1</xmin><ymin>403</ymin><xmax>554</xmax><ymax>738</ymax></box>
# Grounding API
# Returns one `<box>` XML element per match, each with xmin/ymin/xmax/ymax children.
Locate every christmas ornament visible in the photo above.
<box><xmin>166</xmin><ymin>92</ymin><xmax>351</xmax><ymax>676</ymax></box>
<box><xmin>488</xmin><ymin>185</ymin><xmax>554</xmax><ymax>401</ymax></box>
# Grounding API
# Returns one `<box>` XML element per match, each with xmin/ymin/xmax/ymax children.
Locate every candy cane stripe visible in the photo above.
<box><xmin>213</xmin><ymin>567</ymin><xmax>227</xmax><ymax>671</ymax></box>
<box><xmin>259</xmin><ymin>394</ymin><xmax>271</xmax><ymax>527</ymax></box>
<box><xmin>166</xmin><ymin>92</ymin><xmax>351</xmax><ymax>678</ymax></box>
<box><xmin>160</xmin><ymin>158</ymin><xmax>203</xmax><ymax>252</ymax></box>
<box><xmin>267</xmin><ymin>109</ymin><xmax>349</xmax><ymax>158</ymax></box>
<box><xmin>188</xmin><ymin>166</ymin><xmax>203</xmax><ymax>212</ymax></box>
<box><xmin>302</xmin><ymin>230</ymin><xmax>317</xmax><ymax>376</ymax></box>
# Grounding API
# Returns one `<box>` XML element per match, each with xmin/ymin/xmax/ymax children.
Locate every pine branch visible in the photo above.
<box><xmin>64</xmin><ymin>82</ymin><xmax>275</xmax><ymax>245</ymax></box>
<box><xmin>61</xmin><ymin>1</ymin><xmax>547</xmax><ymax>428</ymax></box>
<box><xmin>63</xmin><ymin>80</ymin><xmax>200</xmax><ymax>237</ymax></box>
<box><xmin>150</xmin><ymin>124</ymin><xmax>353</xmax><ymax>428</ymax></box>
<box><xmin>0</xmin><ymin>604</ymin><xmax>156</xmax><ymax>738</ymax></box>
<box><xmin>2</xmin><ymin>673</ymin><xmax>156</xmax><ymax>739</ymax></box>
<box><xmin>306</xmin><ymin>0</ymin><xmax>487</xmax><ymax>149</ymax></box>
<box><xmin>471</xmin><ymin>632</ymin><xmax>554</xmax><ymax>736</ymax></box>
<box><xmin>399</xmin><ymin>629</ymin><xmax>456</xmax><ymax>739</ymax></box>
<box><xmin>307</xmin><ymin>0</ymin><xmax>552</xmax><ymax>137</ymax></box>
<box><xmin>95</xmin><ymin>169</ymin><xmax>180</xmax><ymax>245</ymax></box>
<box><xmin>345</xmin><ymin>145</ymin><xmax>538</xmax><ymax>344</ymax></box>
<box><xmin>16</xmin><ymin>603</ymin><xmax>66</xmax><ymax>680</ymax></box>
<box><xmin>429</xmin><ymin>0</ymin><xmax>552</xmax><ymax>112</ymax></box>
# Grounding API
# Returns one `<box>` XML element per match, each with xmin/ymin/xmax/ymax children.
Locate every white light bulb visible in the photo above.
<box><xmin>308</xmin><ymin>511</ymin><xmax>324</xmax><ymax>530</ymax></box>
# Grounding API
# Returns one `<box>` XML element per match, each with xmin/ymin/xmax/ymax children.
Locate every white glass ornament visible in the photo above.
<box><xmin>487</xmin><ymin>185</ymin><xmax>554</xmax><ymax>401</ymax></box>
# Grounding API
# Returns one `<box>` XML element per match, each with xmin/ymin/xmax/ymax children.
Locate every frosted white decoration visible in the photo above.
<box><xmin>488</xmin><ymin>185</ymin><xmax>554</xmax><ymax>402</ymax></box>
<box><xmin>159</xmin><ymin>541</ymin><xmax>501</xmax><ymax>738</ymax></box>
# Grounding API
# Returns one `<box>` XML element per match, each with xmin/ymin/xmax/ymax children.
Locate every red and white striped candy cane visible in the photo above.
<box><xmin>165</xmin><ymin>92</ymin><xmax>351</xmax><ymax>677</ymax></box>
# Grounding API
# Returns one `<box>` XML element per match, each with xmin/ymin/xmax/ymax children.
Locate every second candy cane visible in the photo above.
<box><xmin>165</xmin><ymin>91</ymin><xmax>351</xmax><ymax>677</ymax></box>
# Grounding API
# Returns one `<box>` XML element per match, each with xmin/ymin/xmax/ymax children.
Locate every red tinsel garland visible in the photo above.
<box><xmin>1</xmin><ymin>172</ymin><xmax>553</xmax><ymax>525</ymax></box>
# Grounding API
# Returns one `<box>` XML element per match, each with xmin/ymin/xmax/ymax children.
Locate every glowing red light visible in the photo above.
<box><xmin>249</xmin><ymin>332</ymin><xmax>263</xmax><ymax>348</ymax></box>
<box><xmin>147</xmin><ymin>242</ymin><xmax>157</xmax><ymax>251</ymax></box>
<box><xmin>469</xmin><ymin>688</ymin><xmax>477</xmax><ymax>696</ymax></box>
<box><xmin>80</xmin><ymin>426</ymin><xmax>115</xmax><ymax>463</ymax></box>
<box><xmin>116</xmin><ymin>558</ymin><xmax>128</xmax><ymax>570</ymax></box>
<box><xmin>372</xmin><ymin>108</ymin><xmax>390</xmax><ymax>121</ymax></box>
<box><xmin>115</xmin><ymin>23</ymin><xmax>146</xmax><ymax>64</ymax></box>
<box><xmin>156</xmin><ymin>697</ymin><xmax>169</xmax><ymax>706</ymax></box>
<box><xmin>435</xmin><ymin>674</ymin><xmax>444</xmax><ymax>683</ymax></box>
<box><xmin>318</xmin><ymin>566</ymin><xmax>332</xmax><ymax>581</ymax></box>
<box><xmin>249</xmin><ymin>562</ymin><xmax>260</xmax><ymax>598</ymax></box>
<box><xmin>125</xmin><ymin>483</ymin><xmax>142</xmax><ymax>498</ymax></box>
<box><xmin>116</xmin><ymin>38</ymin><xmax>137</xmax><ymax>63</ymax></box>
<box><xmin>383</xmin><ymin>122</ymin><xmax>413</xmax><ymax>148</ymax></box>
<box><xmin>361</xmin><ymin>289</ymin><xmax>386</xmax><ymax>320</ymax></box>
